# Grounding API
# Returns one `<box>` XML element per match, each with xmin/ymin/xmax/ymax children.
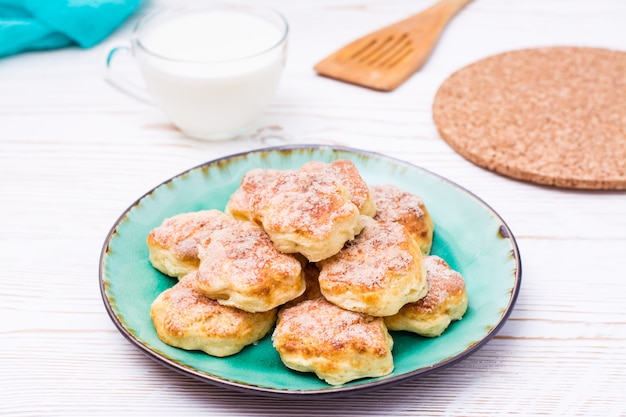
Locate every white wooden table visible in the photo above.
<box><xmin>2</xmin><ymin>0</ymin><xmax>625</xmax><ymax>415</ymax></box>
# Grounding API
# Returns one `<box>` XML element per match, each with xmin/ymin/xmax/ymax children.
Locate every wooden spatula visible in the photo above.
<box><xmin>314</xmin><ymin>0</ymin><xmax>473</xmax><ymax>91</ymax></box>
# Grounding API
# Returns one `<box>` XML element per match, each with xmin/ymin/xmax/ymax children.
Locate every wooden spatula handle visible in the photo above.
<box><xmin>399</xmin><ymin>0</ymin><xmax>474</xmax><ymax>72</ymax></box>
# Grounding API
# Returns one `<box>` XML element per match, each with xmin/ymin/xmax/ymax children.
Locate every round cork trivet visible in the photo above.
<box><xmin>433</xmin><ymin>47</ymin><xmax>626</xmax><ymax>190</ymax></box>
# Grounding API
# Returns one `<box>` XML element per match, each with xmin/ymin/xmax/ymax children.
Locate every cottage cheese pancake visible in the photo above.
<box><xmin>370</xmin><ymin>184</ymin><xmax>434</xmax><ymax>256</ymax></box>
<box><xmin>318</xmin><ymin>216</ymin><xmax>427</xmax><ymax>316</ymax></box>
<box><xmin>225</xmin><ymin>168</ymin><xmax>284</xmax><ymax>223</ymax></box>
<box><xmin>300</xmin><ymin>160</ymin><xmax>376</xmax><ymax>216</ymax></box>
<box><xmin>272</xmin><ymin>298</ymin><xmax>394</xmax><ymax>385</ymax></box>
<box><xmin>195</xmin><ymin>221</ymin><xmax>305</xmax><ymax>313</ymax></box>
<box><xmin>147</xmin><ymin>210</ymin><xmax>238</xmax><ymax>278</ymax></box>
<box><xmin>253</xmin><ymin>169</ymin><xmax>364</xmax><ymax>262</ymax></box>
<box><xmin>385</xmin><ymin>255</ymin><xmax>468</xmax><ymax>337</ymax></box>
<box><xmin>151</xmin><ymin>272</ymin><xmax>277</xmax><ymax>357</ymax></box>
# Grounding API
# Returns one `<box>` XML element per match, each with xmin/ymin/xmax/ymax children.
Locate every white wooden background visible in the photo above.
<box><xmin>2</xmin><ymin>0</ymin><xmax>625</xmax><ymax>416</ymax></box>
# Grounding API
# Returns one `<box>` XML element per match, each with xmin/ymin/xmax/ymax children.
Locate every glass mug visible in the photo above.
<box><xmin>106</xmin><ymin>3</ymin><xmax>288</xmax><ymax>141</ymax></box>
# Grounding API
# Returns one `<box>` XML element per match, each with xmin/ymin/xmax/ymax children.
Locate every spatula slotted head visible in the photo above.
<box><xmin>314</xmin><ymin>0</ymin><xmax>473</xmax><ymax>91</ymax></box>
<box><xmin>314</xmin><ymin>30</ymin><xmax>425</xmax><ymax>91</ymax></box>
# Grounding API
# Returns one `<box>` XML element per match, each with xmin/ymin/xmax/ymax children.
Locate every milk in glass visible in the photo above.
<box><xmin>134</xmin><ymin>8</ymin><xmax>287</xmax><ymax>140</ymax></box>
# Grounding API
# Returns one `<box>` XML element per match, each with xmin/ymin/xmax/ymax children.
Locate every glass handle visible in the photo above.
<box><xmin>105</xmin><ymin>46</ymin><xmax>154</xmax><ymax>105</ymax></box>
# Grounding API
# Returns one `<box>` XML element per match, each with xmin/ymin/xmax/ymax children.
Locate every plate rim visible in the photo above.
<box><xmin>99</xmin><ymin>144</ymin><xmax>522</xmax><ymax>398</ymax></box>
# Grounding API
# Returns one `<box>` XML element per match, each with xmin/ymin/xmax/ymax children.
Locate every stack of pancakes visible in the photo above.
<box><xmin>147</xmin><ymin>160</ymin><xmax>468</xmax><ymax>385</ymax></box>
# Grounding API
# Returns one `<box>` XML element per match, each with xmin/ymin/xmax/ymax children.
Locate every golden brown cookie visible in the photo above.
<box><xmin>225</xmin><ymin>168</ymin><xmax>284</xmax><ymax>223</ymax></box>
<box><xmin>317</xmin><ymin>216</ymin><xmax>427</xmax><ymax>317</ymax></box>
<box><xmin>370</xmin><ymin>184</ymin><xmax>434</xmax><ymax>256</ymax></box>
<box><xmin>254</xmin><ymin>169</ymin><xmax>364</xmax><ymax>262</ymax></box>
<box><xmin>146</xmin><ymin>210</ymin><xmax>238</xmax><ymax>278</ymax></box>
<box><xmin>300</xmin><ymin>160</ymin><xmax>376</xmax><ymax>216</ymax></box>
<box><xmin>195</xmin><ymin>221</ymin><xmax>305</xmax><ymax>312</ymax></box>
<box><xmin>385</xmin><ymin>255</ymin><xmax>468</xmax><ymax>337</ymax></box>
<box><xmin>272</xmin><ymin>298</ymin><xmax>394</xmax><ymax>385</ymax></box>
<box><xmin>150</xmin><ymin>273</ymin><xmax>277</xmax><ymax>357</ymax></box>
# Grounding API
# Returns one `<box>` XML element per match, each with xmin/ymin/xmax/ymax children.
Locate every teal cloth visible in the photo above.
<box><xmin>0</xmin><ymin>0</ymin><xmax>141</xmax><ymax>58</ymax></box>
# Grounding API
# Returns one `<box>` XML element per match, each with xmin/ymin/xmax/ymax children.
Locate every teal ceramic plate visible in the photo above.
<box><xmin>100</xmin><ymin>145</ymin><xmax>521</xmax><ymax>398</ymax></box>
